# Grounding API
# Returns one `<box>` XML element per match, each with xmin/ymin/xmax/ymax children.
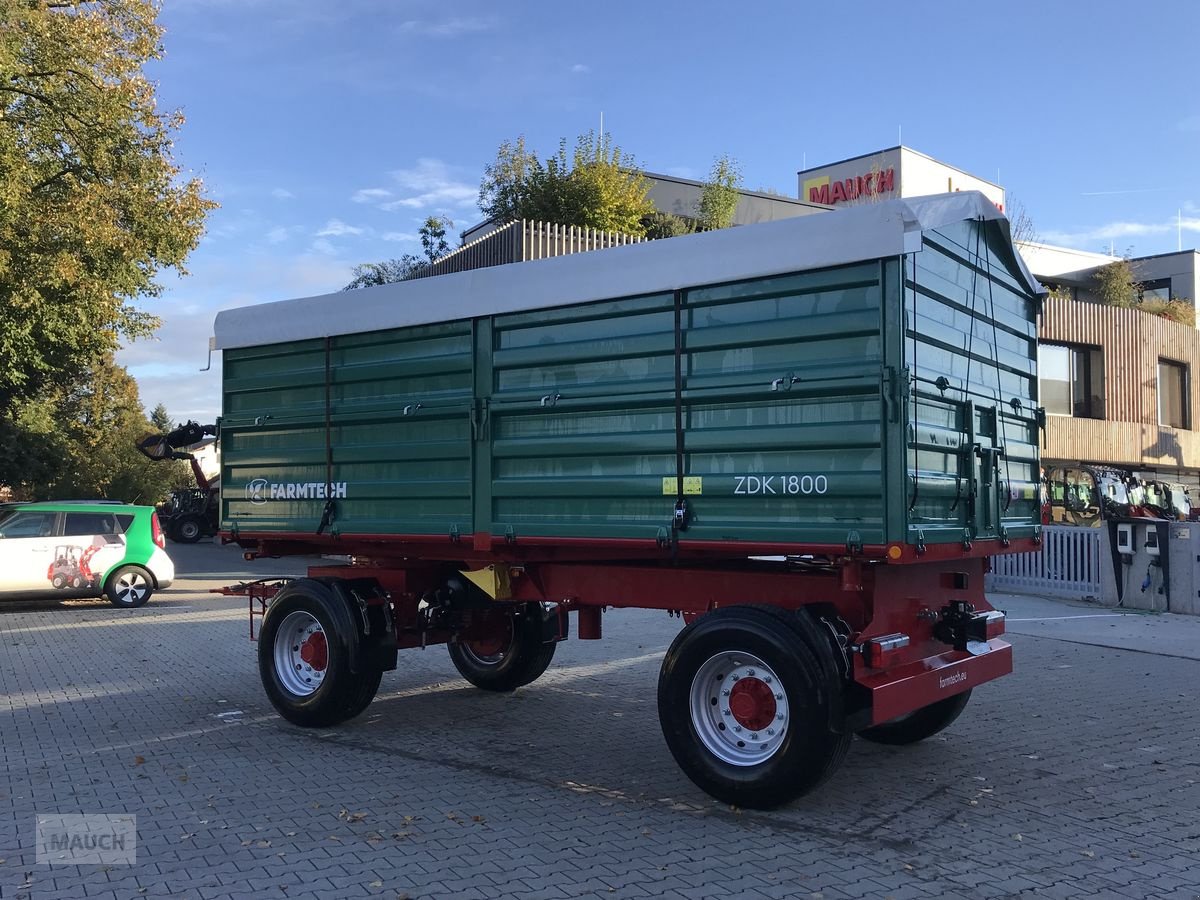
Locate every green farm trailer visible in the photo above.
<box><xmin>213</xmin><ymin>192</ymin><xmax>1044</xmax><ymax>807</ymax></box>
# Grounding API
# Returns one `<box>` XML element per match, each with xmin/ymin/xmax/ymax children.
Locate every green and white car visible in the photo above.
<box><xmin>0</xmin><ymin>502</ymin><xmax>174</xmax><ymax>608</ymax></box>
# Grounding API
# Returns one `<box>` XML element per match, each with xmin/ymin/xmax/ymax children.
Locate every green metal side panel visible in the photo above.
<box><xmin>678</xmin><ymin>264</ymin><xmax>888</xmax><ymax>545</ymax></box>
<box><xmin>903</xmin><ymin>220</ymin><xmax>1041</xmax><ymax>547</ymax></box>
<box><xmin>219</xmin><ymin>222</ymin><xmax>1041</xmax><ymax>552</ymax></box>
<box><xmin>221</xmin><ymin>322</ymin><xmax>474</xmax><ymax>536</ymax></box>
<box><xmin>487</xmin><ymin>293</ymin><xmax>678</xmax><ymax>540</ymax></box>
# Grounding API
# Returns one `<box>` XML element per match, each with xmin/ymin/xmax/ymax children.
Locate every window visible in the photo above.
<box><xmin>1140</xmin><ymin>279</ymin><xmax>1172</xmax><ymax>302</ymax></box>
<box><xmin>1158</xmin><ymin>359</ymin><xmax>1189</xmax><ymax>429</ymax></box>
<box><xmin>0</xmin><ymin>510</ymin><xmax>57</xmax><ymax>539</ymax></box>
<box><xmin>1038</xmin><ymin>343</ymin><xmax>1104</xmax><ymax>419</ymax></box>
<box><xmin>64</xmin><ymin>512</ymin><xmax>126</xmax><ymax>536</ymax></box>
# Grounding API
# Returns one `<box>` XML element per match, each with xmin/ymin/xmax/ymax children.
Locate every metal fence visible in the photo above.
<box><xmin>408</xmin><ymin>220</ymin><xmax>643</xmax><ymax>280</ymax></box>
<box><xmin>986</xmin><ymin>525</ymin><xmax>1105</xmax><ymax>600</ymax></box>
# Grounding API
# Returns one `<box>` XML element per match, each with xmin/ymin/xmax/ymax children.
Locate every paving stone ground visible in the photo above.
<box><xmin>1</xmin><ymin>542</ymin><xmax>1199</xmax><ymax>899</ymax></box>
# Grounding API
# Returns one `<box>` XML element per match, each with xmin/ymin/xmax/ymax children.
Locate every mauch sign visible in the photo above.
<box><xmin>804</xmin><ymin>167</ymin><xmax>896</xmax><ymax>205</ymax></box>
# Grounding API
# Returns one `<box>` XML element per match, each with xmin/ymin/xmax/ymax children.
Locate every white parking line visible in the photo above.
<box><xmin>1007</xmin><ymin>614</ymin><xmax>1129</xmax><ymax>622</ymax></box>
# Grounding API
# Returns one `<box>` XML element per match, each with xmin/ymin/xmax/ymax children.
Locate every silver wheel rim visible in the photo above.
<box><xmin>689</xmin><ymin>651</ymin><xmax>790</xmax><ymax>767</ymax></box>
<box><xmin>113</xmin><ymin>570</ymin><xmax>149</xmax><ymax>604</ymax></box>
<box><xmin>274</xmin><ymin>611</ymin><xmax>328</xmax><ymax>696</ymax></box>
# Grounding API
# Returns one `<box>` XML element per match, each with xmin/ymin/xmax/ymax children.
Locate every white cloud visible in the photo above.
<box><xmin>571</xmin><ymin>64</ymin><xmax>590</xmax><ymax>74</ymax></box>
<box><xmin>315</xmin><ymin>218</ymin><xmax>366</xmax><ymax>237</ymax></box>
<box><xmin>382</xmin><ymin>231</ymin><xmax>419</xmax><ymax>242</ymax></box>
<box><xmin>271</xmin><ymin>187</ymin><xmax>294</xmax><ymax>200</ymax></box>
<box><xmin>398</xmin><ymin>17</ymin><xmax>495</xmax><ymax>37</ymax></box>
<box><xmin>310</xmin><ymin>237</ymin><xmax>338</xmax><ymax>255</ymax></box>
<box><xmin>1042</xmin><ymin>216</ymin><xmax>1200</xmax><ymax>248</ymax></box>
<box><xmin>266</xmin><ymin>226</ymin><xmax>290</xmax><ymax>244</ymax></box>
<box><xmin>382</xmin><ymin>158</ymin><xmax>477</xmax><ymax>211</ymax></box>
<box><xmin>352</xmin><ymin>187</ymin><xmax>393</xmax><ymax>203</ymax></box>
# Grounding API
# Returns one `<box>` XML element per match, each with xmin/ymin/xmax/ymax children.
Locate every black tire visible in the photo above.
<box><xmin>52</xmin><ymin>574</ymin><xmax>66</xmax><ymax>589</ymax></box>
<box><xmin>105</xmin><ymin>565</ymin><xmax>154</xmax><ymax>608</ymax></box>
<box><xmin>258</xmin><ymin>580</ymin><xmax>381</xmax><ymax>727</ymax></box>
<box><xmin>658</xmin><ymin>606</ymin><xmax>851</xmax><ymax>809</ymax></box>
<box><xmin>175</xmin><ymin>516</ymin><xmax>203</xmax><ymax>543</ymax></box>
<box><xmin>448</xmin><ymin>604</ymin><xmax>557</xmax><ymax>692</ymax></box>
<box><xmin>858</xmin><ymin>689</ymin><xmax>972</xmax><ymax>746</ymax></box>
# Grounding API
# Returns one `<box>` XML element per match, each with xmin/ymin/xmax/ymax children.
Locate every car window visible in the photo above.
<box><xmin>0</xmin><ymin>511</ymin><xmax>57</xmax><ymax>538</ymax></box>
<box><xmin>115</xmin><ymin>514</ymin><xmax>134</xmax><ymax>532</ymax></box>
<box><xmin>64</xmin><ymin>511</ymin><xmax>124</xmax><ymax>536</ymax></box>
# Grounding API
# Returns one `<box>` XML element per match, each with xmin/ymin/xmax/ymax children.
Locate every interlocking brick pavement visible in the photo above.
<box><xmin>0</xmin><ymin>542</ymin><xmax>1198</xmax><ymax>899</ymax></box>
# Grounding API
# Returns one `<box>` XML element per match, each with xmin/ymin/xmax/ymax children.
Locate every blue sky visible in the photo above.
<box><xmin>124</xmin><ymin>0</ymin><xmax>1200</xmax><ymax>422</ymax></box>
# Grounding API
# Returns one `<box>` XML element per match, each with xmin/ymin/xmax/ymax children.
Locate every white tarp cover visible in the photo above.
<box><xmin>212</xmin><ymin>191</ymin><xmax>1043</xmax><ymax>350</ymax></box>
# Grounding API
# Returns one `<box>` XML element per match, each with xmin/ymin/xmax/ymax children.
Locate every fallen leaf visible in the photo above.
<box><xmin>369</xmin><ymin>881</ymin><xmax>383</xmax><ymax>888</ymax></box>
<box><xmin>1013</xmin><ymin>833</ymin><xmax>1023</xmax><ymax>841</ymax></box>
<box><xmin>471</xmin><ymin>816</ymin><xmax>484</xmax><ymax>823</ymax></box>
<box><xmin>1081</xmin><ymin>850</ymin><xmax>1095</xmax><ymax>859</ymax></box>
<box><xmin>134</xmin><ymin>756</ymin><xmax>145</xmax><ymax>766</ymax></box>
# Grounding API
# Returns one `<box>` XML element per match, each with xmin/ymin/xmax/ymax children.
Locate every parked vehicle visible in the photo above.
<box><xmin>0</xmin><ymin>502</ymin><xmax>173</xmax><ymax>607</ymax></box>
<box><xmin>137</xmin><ymin>421</ymin><xmax>219</xmax><ymax>543</ymax></box>
<box><xmin>212</xmin><ymin>192</ymin><xmax>1043</xmax><ymax>808</ymax></box>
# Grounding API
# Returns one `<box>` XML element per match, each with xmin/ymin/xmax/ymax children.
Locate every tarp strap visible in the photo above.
<box><xmin>672</xmin><ymin>288</ymin><xmax>687</xmax><ymax>542</ymax></box>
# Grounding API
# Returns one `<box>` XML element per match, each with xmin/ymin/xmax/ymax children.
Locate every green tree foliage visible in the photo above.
<box><xmin>1092</xmin><ymin>259</ymin><xmax>1140</xmax><ymax>308</ymax></box>
<box><xmin>478</xmin><ymin>132</ymin><xmax>653</xmax><ymax>236</ymax></box>
<box><xmin>1090</xmin><ymin>260</ymin><xmax>1195</xmax><ymax>325</ymax></box>
<box><xmin>696</xmin><ymin>155</ymin><xmax>742</xmax><ymax>231</ymax></box>
<box><xmin>0</xmin><ymin>0</ymin><xmax>214</xmax><ymax>409</ymax></box>
<box><xmin>0</xmin><ymin>356</ymin><xmax>189</xmax><ymax>503</ymax></box>
<box><xmin>640</xmin><ymin>210</ymin><xmax>695</xmax><ymax>240</ymax></box>
<box><xmin>343</xmin><ymin>216</ymin><xmax>456</xmax><ymax>289</ymax></box>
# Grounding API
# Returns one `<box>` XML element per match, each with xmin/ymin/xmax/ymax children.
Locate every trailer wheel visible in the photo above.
<box><xmin>858</xmin><ymin>690</ymin><xmax>972</xmax><ymax>746</ymax></box>
<box><xmin>175</xmin><ymin>516</ymin><xmax>203</xmax><ymax>543</ymax></box>
<box><xmin>448</xmin><ymin>604</ymin><xmax>556</xmax><ymax>692</ymax></box>
<box><xmin>658</xmin><ymin>606</ymin><xmax>851</xmax><ymax>809</ymax></box>
<box><xmin>258</xmin><ymin>583</ymin><xmax>381</xmax><ymax>727</ymax></box>
<box><xmin>105</xmin><ymin>566</ymin><xmax>153</xmax><ymax>608</ymax></box>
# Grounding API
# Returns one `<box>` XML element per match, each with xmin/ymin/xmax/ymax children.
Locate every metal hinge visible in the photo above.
<box><xmin>470</xmin><ymin>398</ymin><xmax>490</xmax><ymax>440</ymax></box>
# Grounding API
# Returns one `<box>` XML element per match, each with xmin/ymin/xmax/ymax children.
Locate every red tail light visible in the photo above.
<box><xmin>151</xmin><ymin>512</ymin><xmax>166</xmax><ymax>549</ymax></box>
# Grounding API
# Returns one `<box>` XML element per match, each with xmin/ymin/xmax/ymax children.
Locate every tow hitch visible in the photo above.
<box><xmin>933</xmin><ymin>600</ymin><xmax>1005</xmax><ymax>654</ymax></box>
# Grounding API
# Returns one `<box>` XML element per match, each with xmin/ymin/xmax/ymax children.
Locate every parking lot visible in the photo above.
<box><xmin>1</xmin><ymin>541</ymin><xmax>1200</xmax><ymax>899</ymax></box>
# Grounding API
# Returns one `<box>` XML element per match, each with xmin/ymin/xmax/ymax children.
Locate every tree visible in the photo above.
<box><xmin>0</xmin><ymin>0</ymin><xmax>214</xmax><ymax>410</ymax></box>
<box><xmin>1092</xmin><ymin>259</ymin><xmax>1140</xmax><ymax>308</ymax></box>
<box><xmin>641</xmin><ymin>210</ymin><xmax>695</xmax><ymax>240</ymax></box>
<box><xmin>150</xmin><ymin>403</ymin><xmax>173</xmax><ymax>434</ymax></box>
<box><xmin>343</xmin><ymin>217</ymin><xmax>456</xmax><ymax>290</ymax></box>
<box><xmin>696</xmin><ymin>155</ymin><xmax>742</xmax><ymax>231</ymax></box>
<box><xmin>0</xmin><ymin>355</ymin><xmax>188</xmax><ymax>503</ymax></box>
<box><xmin>478</xmin><ymin>132</ymin><xmax>653</xmax><ymax>236</ymax></box>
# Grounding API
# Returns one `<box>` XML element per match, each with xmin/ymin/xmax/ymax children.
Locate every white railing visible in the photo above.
<box><xmin>986</xmin><ymin>525</ymin><xmax>1105</xmax><ymax>600</ymax></box>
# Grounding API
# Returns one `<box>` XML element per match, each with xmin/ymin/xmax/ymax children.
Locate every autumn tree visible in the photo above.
<box><xmin>0</xmin><ymin>0</ymin><xmax>213</xmax><ymax>408</ymax></box>
<box><xmin>478</xmin><ymin>132</ymin><xmax>653</xmax><ymax>236</ymax></box>
<box><xmin>696</xmin><ymin>155</ymin><xmax>742</xmax><ymax>231</ymax></box>
<box><xmin>0</xmin><ymin>356</ymin><xmax>187</xmax><ymax>503</ymax></box>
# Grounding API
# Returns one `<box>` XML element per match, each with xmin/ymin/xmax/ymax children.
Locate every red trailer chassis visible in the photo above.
<box><xmin>221</xmin><ymin>532</ymin><xmax>1031</xmax><ymax>808</ymax></box>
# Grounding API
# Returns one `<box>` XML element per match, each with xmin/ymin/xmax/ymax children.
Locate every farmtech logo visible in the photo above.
<box><xmin>246</xmin><ymin>479</ymin><xmax>347</xmax><ymax>504</ymax></box>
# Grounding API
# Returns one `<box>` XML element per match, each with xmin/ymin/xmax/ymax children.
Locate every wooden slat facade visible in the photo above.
<box><xmin>1040</xmin><ymin>295</ymin><xmax>1200</xmax><ymax>469</ymax></box>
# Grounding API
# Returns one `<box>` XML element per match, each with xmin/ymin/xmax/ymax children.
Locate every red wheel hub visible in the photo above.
<box><xmin>299</xmin><ymin>632</ymin><xmax>328</xmax><ymax>671</ymax></box>
<box><xmin>728</xmin><ymin>677</ymin><xmax>776</xmax><ymax>732</ymax></box>
<box><xmin>466</xmin><ymin>618</ymin><xmax>513</xmax><ymax>658</ymax></box>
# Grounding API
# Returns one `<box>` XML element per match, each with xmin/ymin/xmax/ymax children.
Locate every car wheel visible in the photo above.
<box><xmin>52</xmin><ymin>574</ymin><xmax>66</xmax><ymax>589</ymax></box>
<box><xmin>105</xmin><ymin>566</ymin><xmax>154</xmax><ymax>608</ymax></box>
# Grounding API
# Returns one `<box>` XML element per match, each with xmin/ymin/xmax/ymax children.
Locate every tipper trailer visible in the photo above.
<box><xmin>213</xmin><ymin>192</ymin><xmax>1044</xmax><ymax>808</ymax></box>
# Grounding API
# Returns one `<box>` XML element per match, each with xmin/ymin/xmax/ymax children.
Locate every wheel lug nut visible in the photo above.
<box><xmin>774</xmin><ymin>693</ymin><xmax>782</xmax><ymax>701</ymax></box>
<box><xmin>731</xmin><ymin>675</ymin><xmax>739</xmax><ymax>681</ymax></box>
<box><xmin>733</xmin><ymin>725</ymin><xmax>742</xmax><ymax>732</ymax></box>
<box><xmin>747</xmin><ymin>669</ymin><xmax>755</xmax><ymax>676</ymax></box>
<box><xmin>767</xmin><ymin>729</ymin><xmax>775</xmax><ymax>736</ymax></box>
<box><xmin>722</xmin><ymin>689</ymin><xmax>730</xmax><ymax>696</ymax></box>
<box><xmin>776</xmin><ymin>713</ymin><xmax>784</xmax><ymax>721</ymax></box>
<box><xmin>751</xmin><ymin>733</ymin><xmax>758</xmax><ymax>740</ymax></box>
<box><xmin>724</xmin><ymin>709</ymin><xmax>731</xmax><ymax>716</ymax></box>
<box><xmin>764</xmin><ymin>676</ymin><xmax>772</xmax><ymax>684</ymax></box>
